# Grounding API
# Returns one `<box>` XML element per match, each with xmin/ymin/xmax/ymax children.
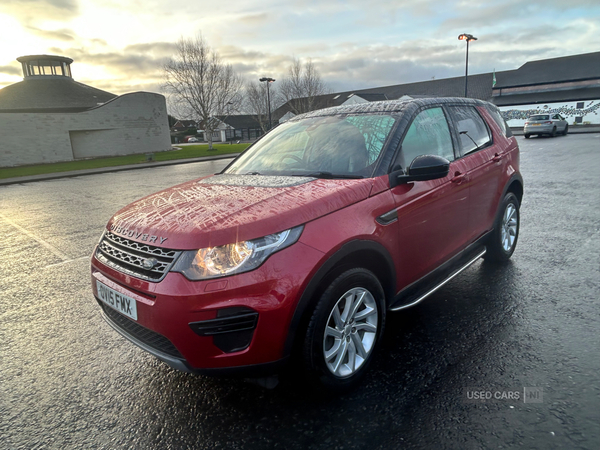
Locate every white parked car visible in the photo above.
<box><xmin>524</xmin><ymin>114</ymin><xmax>568</xmax><ymax>138</ymax></box>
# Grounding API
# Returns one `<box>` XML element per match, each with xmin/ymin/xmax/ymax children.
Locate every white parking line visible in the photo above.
<box><xmin>44</xmin><ymin>255</ymin><xmax>90</xmax><ymax>269</ymax></box>
<box><xmin>0</xmin><ymin>212</ymin><xmax>69</xmax><ymax>261</ymax></box>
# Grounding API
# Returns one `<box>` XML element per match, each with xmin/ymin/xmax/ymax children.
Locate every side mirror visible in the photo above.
<box><xmin>390</xmin><ymin>154</ymin><xmax>450</xmax><ymax>187</ymax></box>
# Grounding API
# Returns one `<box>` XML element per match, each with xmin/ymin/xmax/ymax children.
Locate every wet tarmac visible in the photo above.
<box><xmin>1</xmin><ymin>134</ymin><xmax>599</xmax><ymax>449</ymax></box>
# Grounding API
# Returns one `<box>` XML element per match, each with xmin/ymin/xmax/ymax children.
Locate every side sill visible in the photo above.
<box><xmin>389</xmin><ymin>234</ymin><xmax>490</xmax><ymax>311</ymax></box>
<box><xmin>390</xmin><ymin>248</ymin><xmax>485</xmax><ymax>311</ymax></box>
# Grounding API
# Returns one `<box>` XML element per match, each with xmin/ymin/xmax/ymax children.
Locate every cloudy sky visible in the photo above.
<box><xmin>0</xmin><ymin>0</ymin><xmax>598</xmax><ymax>97</ymax></box>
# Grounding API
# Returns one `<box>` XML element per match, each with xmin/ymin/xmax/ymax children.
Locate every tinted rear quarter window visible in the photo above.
<box><xmin>484</xmin><ymin>105</ymin><xmax>513</xmax><ymax>138</ymax></box>
<box><xmin>448</xmin><ymin>106</ymin><xmax>491</xmax><ymax>156</ymax></box>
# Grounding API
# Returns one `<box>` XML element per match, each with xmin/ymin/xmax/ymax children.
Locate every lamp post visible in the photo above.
<box><xmin>458</xmin><ymin>33</ymin><xmax>477</xmax><ymax>97</ymax></box>
<box><xmin>259</xmin><ymin>77</ymin><xmax>275</xmax><ymax>130</ymax></box>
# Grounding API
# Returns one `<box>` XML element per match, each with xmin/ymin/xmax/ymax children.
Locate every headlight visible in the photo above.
<box><xmin>171</xmin><ymin>226</ymin><xmax>304</xmax><ymax>280</ymax></box>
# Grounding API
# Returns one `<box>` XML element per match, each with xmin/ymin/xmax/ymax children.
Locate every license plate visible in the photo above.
<box><xmin>531</xmin><ymin>123</ymin><xmax>541</xmax><ymax>126</ymax></box>
<box><xmin>96</xmin><ymin>280</ymin><xmax>138</xmax><ymax>320</ymax></box>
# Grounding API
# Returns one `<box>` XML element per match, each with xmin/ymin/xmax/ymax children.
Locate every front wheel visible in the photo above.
<box><xmin>524</xmin><ymin>134</ymin><xmax>530</xmax><ymax>139</ymax></box>
<box><xmin>303</xmin><ymin>268</ymin><xmax>386</xmax><ymax>391</ymax></box>
<box><xmin>484</xmin><ymin>192</ymin><xmax>520</xmax><ymax>262</ymax></box>
<box><xmin>562</xmin><ymin>124</ymin><xmax>569</xmax><ymax>136</ymax></box>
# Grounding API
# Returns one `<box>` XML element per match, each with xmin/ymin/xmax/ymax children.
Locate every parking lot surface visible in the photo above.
<box><xmin>1</xmin><ymin>134</ymin><xmax>599</xmax><ymax>449</ymax></box>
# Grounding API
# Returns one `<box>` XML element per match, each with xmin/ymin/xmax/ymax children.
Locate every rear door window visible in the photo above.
<box><xmin>448</xmin><ymin>106</ymin><xmax>492</xmax><ymax>156</ymax></box>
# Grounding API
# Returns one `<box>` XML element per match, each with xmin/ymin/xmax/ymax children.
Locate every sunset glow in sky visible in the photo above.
<box><xmin>1</xmin><ymin>0</ymin><xmax>598</xmax><ymax>96</ymax></box>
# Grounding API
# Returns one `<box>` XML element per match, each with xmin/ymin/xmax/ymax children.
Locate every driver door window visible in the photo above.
<box><xmin>399</xmin><ymin>107</ymin><xmax>454</xmax><ymax>170</ymax></box>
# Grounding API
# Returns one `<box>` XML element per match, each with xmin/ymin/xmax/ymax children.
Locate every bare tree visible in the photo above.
<box><xmin>244</xmin><ymin>80</ymin><xmax>279</xmax><ymax>133</ymax></box>
<box><xmin>279</xmin><ymin>59</ymin><xmax>328</xmax><ymax>115</ymax></box>
<box><xmin>163</xmin><ymin>35</ymin><xmax>243</xmax><ymax>149</ymax></box>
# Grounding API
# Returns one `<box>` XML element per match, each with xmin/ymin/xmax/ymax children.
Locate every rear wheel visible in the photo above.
<box><xmin>484</xmin><ymin>192</ymin><xmax>520</xmax><ymax>262</ymax></box>
<box><xmin>551</xmin><ymin>126</ymin><xmax>557</xmax><ymax>137</ymax></box>
<box><xmin>303</xmin><ymin>268</ymin><xmax>385</xmax><ymax>391</ymax></box>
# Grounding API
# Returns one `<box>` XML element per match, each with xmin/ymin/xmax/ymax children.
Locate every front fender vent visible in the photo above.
<box><xmin>189</xmin><ymin>308</ymin><xmax>259</xmax><ymax>353</ymax></box>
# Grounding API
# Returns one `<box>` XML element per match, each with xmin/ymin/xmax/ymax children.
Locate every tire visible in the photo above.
<box><xmin>524</xmin><ymin>134</ymin><xmax>530</xmax><ymax>139</ymax></box>
<box><xmin>562</xmin><ymin>124</ymin><xmax>569</xmax><ymax>136</ymax></box>
<box><xmin>551</xmin><ymin>126</ymin><xmax>557</xmax><ymax>137</ymax></box>
<box><xmin>484</xmin><ymin>192</ymin><xmax>520</xmax><ymax>262</ymax></box>
<box><xmin>303</xmin><ymin>268</ymin><xmax>386</xmax><ymax>391</ymax></box>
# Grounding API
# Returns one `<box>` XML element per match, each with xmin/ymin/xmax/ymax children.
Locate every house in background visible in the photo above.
<box><xmin>198</xmin><ymin>115</ymin><xmax>264</xmax><ymax>143</ymax></box>
<box><xmin>0</xmin><ymin>54</ymin><xmax>171</xmax><ymax>167</ymax></box>
<box><xmin>170</xmin><ymin>120</ymin><xmax>198</xmax><ymax>132</ymax></box>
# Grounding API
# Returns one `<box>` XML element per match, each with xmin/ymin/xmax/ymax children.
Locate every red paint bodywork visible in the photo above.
<box><xmin>91</xmin><ymin>103</ymin><xmax>521</xmax><ymax>372</ymax></box>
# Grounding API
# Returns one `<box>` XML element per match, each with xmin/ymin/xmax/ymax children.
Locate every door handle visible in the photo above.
<box><xmin>492</xmin><ymin>153</ymin><xmax>503</xmax><ymax>163</ymax></box>
<box><xmin>451</xmin><ymin>171</ymin><xmax>466</xmax><ymax>184</ymax></box>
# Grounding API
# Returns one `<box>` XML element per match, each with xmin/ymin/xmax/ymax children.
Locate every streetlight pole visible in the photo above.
<box><xmin>259</xmin><ymin>77</ymin><xmax>275</xmax><ymax>130</ymax></box>
<box><xmin>458</xmin><ymin>33</ymin><xmax>477</xmax><ymax>98</ymax></box>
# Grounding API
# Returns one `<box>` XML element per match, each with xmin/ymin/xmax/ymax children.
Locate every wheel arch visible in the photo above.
<box><xmin>504</xmin><ymin>174</ymin><xmax>524</xmax><ymax>206</ymax></box>
<box><xmin>283</xmin><ymin>239</ymin><xmax>396</xmax><ymax>358</ymax></box>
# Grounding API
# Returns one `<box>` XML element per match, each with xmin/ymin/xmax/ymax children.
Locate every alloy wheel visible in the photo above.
<box><xmin>323</xmin><ymin>287</ymin><xmax>378</xmax><ymax>378</ymax></box>
<box><xmin>501</xmin><ymin>203</ymin><xmax>518</xmax><ymax>252</ymax></box>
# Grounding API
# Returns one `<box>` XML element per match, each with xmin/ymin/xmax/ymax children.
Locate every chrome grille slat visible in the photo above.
<box><xmin>96</xmin><ymin>232</ymin><xmax>181</xmax><ymax>282</ymax></box>
<box><xmin>99</xmin><ymin>240</ymin><xmax>170</xmax><ymax>275</ymax></box>
<box><xmin>107</xmin><ymin>233</ymin><xmax>178</xmax><ymax>258</ymax></box>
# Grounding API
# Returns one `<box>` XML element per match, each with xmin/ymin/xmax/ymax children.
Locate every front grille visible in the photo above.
<box><xmin>101</xmin><ymin>303</ymin><xmax>183</xmax><ymax>359</ymax></box>
<box><xmin>96</xmin><ymin>231</ymin><xmax>181</xmax><ymax>282</ymax></box>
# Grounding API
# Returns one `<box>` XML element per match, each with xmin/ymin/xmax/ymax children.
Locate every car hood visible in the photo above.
<box><xmin>107</xmin><ymin>174</ymin><xmax>375</xmax><ymax>250</ymax></box>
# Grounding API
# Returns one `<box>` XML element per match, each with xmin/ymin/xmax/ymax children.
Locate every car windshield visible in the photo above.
<box><xmin>529</xmin><ymin>115</ymin><xmax>549</xmax><ymax>120</ymax></box>
<box><xmin>224</xmin><ymin>114</ymin><xmax>397</xmax><ymax>178</ymax></box>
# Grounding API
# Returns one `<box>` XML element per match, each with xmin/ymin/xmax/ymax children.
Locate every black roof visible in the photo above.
<box><xmin>217</xmin><ymin>115</ymin><xmax>262</xmax><ymax>129</ymax></box>
<box><xmin>357</xmin><ymin>73</ymin><xmax>494</xmax><ymax>101</ymax></box>
<box><xmin>493</xmin><ymin>52</ymin><xmax>600</xmax><ymax>88</ymax></box>
<box><xmin>0</xmin><ymin>77</ymin><xmax>116</xmax><ymax>112</ymax></box>
<box><xmin>354</xmin><ymin>93</ymin><xmax>388</xmax><ymax>102</ymax></box>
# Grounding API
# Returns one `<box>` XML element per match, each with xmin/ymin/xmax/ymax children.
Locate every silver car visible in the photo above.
<box><xmin>524</xmin><ymin>113</ymin><xmax>568</xmax><ymax>138</ymax></box>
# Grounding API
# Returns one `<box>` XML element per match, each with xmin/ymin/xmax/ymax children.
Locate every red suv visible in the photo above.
<box><xmin>91</xmin><ymin>98</ymin><xmax>522</xmax><ymax>390</ymax></box>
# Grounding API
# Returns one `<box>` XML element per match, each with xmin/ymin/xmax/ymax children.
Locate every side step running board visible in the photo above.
<box><xmin>390</xmin><ymin>248</ymin><xmax>486</xmax><ymax>311</ymax></box>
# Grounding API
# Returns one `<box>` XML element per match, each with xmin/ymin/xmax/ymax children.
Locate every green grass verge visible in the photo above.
<box><xmin>0</xmin><ymin>144</ymin><xmax>249</xmax><ymax>180</ymax></box>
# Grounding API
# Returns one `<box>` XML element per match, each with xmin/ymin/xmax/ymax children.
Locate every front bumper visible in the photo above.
<box><xmin>91</xmin><ymin>240</ymin><xmax>325</xmax><ymax>372</ymax></box>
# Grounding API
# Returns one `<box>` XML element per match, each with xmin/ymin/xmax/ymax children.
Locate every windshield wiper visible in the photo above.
<box><xmin>297</xmin><ymin>171</ymin><xmax>364</xmax><ymax>179</ymax></box>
